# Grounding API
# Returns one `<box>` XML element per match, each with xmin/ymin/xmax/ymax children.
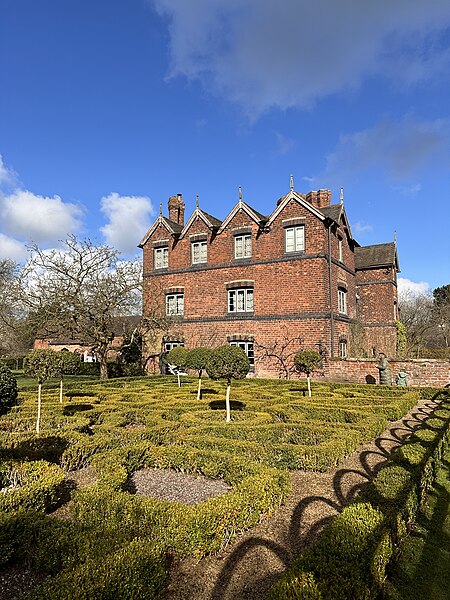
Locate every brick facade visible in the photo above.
<box><xmin>140</xmin><ymin>187</ymin><xmax>400</xmax><ymax>376</ymax></box>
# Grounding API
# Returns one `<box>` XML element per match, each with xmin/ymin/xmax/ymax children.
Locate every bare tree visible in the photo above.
<box><xmin>255</xmin><ymin>328</ymin><xmax>304</xmax><ymax>379</ymax></box>
<box><xmin>17</xmin><ymin>236</ymin><xmax>142</xmax><ymax>379</ymax></box>
<box><xmin>398</xmin><ymin>290</ymin><xmax>434</xmax><ymax>357</ymax></box>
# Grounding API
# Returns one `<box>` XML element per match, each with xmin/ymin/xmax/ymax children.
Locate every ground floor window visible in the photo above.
<box><xmin>339</xmin><ymin>339</ymin><xmax>347</xmax><ymax>359</ymax></box>
<box><xmin>229</xmin><ymin>340</ymin><xmax>254</xmax><ymax>368</ymax></box>
<box><xmin>164</xmin><ymin>341</ymin><xmax>184</xmax><ymax>352</ymax></box>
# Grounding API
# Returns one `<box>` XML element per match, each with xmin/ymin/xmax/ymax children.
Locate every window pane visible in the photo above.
<box><xmin>286</xmin><ymin>228</ymin><xmax>295</xmax><ymax>252</ymax></box>
<box><xmin>235</xmin><ymin>236</ymin><xmax>243</xmax><ymax>258</ymax></box>
<box><xmin>237</xmin><ymin>289</ymin><xmax>245</xmax><ymax>311</ymax></box>
<box><xmin>295</xmin><ymin>226</ymin><xmax>305</xmax><ymax>251</ymax></box>
<box><xmin>228</xmin><ymin>290</ymin><xmax>235</xmax><ymax>312</ymax></box>
<box><xmin>200</xmin><ymin>242</ymin><xmax>207</xmax><ymax>262</ymax></box>
<box><xmin>246</xmin><ymin>289</ymin><xmax>254</xmax><ymax>311</ymax></box>
<box><xmin>244</xmin><ymin>235</ymin><xmax>252</xmax><ymax>257</ymax></box>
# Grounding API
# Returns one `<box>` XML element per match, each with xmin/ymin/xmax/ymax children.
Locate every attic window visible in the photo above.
<box><xmin>285</xmin><ymin>225</ymin><xmax>305</xmax><ymax>253</ymax></box>
<box><xmin>154</xmin><ymin>246</ymin><xmax>168</xmax><ymax>269</ymax></box>
<box><xmin>338</xmin><ymin>237</ymin><xmax>343</xmax><ymax>262</ymax></box>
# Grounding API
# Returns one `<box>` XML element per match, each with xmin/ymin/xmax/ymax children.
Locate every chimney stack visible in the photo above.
<box><xmin>305</xmin><ymin>189</ymin><xmax>331</xmax><ymax>209</ymax></box>
<box><xmin>168</xmin><ymin>193</ymin><xmax>185</xmax><ymax>225</ymax></box>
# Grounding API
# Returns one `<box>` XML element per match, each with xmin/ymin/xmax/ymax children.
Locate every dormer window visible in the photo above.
<box><xmin>285</xmin><ymin>225</ymin><xmax>305</xmax><ymax>253</ymax></box>
<box><xmin>235</xmin><ymin>234</ymin><xmax>252</xmax><ymax>259</ymax></box>
<box><xmin>154</xmin><ymin>246</ymin><xmax>168</xmax><ymax>269</ymax></box>
<box><xmin>192</xmin><ymin>241</ymin><xmax>207</xmax><ymax>264</ymax></box>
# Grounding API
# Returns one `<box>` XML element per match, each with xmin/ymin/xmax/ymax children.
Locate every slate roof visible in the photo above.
<box><xmin>320</xmin><ymin>204</ymin><xmax>343</xmax><ymax>223</ymax></box>
<box><xmin>163</xmin><ymin>217</ymin><xmax>183</xmax><ymax>233</ymax></box>
<box><xmin>198</xmin><ymin>209</ymin><xmax>222</xmax><ymax>229</ymax></box>
<box><xmin>355</xmin><ymin>242</ymin><xmax>399</xmax><ymax>271</ymax></box>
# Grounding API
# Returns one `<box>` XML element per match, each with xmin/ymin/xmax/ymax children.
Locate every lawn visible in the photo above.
<box><xmin>0</xmin><ymin>375</ymin><xmax>432</xmax><ymax>598</ymax></box>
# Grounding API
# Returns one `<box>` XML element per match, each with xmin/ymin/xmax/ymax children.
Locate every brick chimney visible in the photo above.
<box><xmin>168</xmin><ymin>193</ymin><xmax>185</xmax><ymax>225</ymax></box>
<box><xmin>305</xmin><ymin>189</ymin><xmax>331</xmax><ymax>209</ymax></box>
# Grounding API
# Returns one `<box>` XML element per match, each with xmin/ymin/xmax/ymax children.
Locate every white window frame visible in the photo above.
<box><xmin>154</xmin><ymin>246</ymin><xmax>168</xmax><ymax>269</ymax></box>
<box><xmin>285</xmin><ymin>225</ymin><xmax>305</xmax><ymax>253</ymax></box>
<box><xmin>230</xmin><ymin>340</ymin><xmax>254</xmax><ymax>368</ymax></box>
<box><xmin>339</xmin><ymin>339</ymin><xmax>347</xmax><ymax>359</ymax></box>
<box><xmin>338</xmin><ymin>288</ymin><xmax>347</xmax><ymax>315</ymax></box>
<box><xmin>228</xmin><ymin>288</ymin><xmax>254</xmax><ymax>313</ymax></box>
<box><xmin>234</xmin><ymin>234</ymin><xmax>252</xmax><ymax>259</ymax></box>
<box><xmin>191</xmin><ymin>241</ymin><xmax>207</xmax><ymax>264</ymax></box>
<box><xmin>166</xmin><ymin>293</ymin><xmax>184</xmax><ymax>316</ymax></box>
<box><xmin>164</xmin><ymin>341</ymin><xmax>184</xmax><ymax>352</ymax></box>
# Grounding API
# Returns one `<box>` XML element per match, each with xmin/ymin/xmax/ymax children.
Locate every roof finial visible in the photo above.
<box><xmin>394</xmin><ymin>230</ymin><xmax>397</xmax><ymax>246</ymax></box>
<box><xmin>340</xmin><ymin>187</ymin><xmax>344</xmax><ymax>204</ymax></box>
<box><xmin>159</xmin><ymin>202</ymin><xmax>163</xmax><ymax>215</ymax></box>
<box><xmin>238</xmin><ymin>186</ymin><xmax>243</xmax><ymax>201</ymax></box>
<box><xmin>196</xmin><ymin>194</ymin><xmax>199</xmax><ymax>208</ymax></box>
<box><xmin>290</xmin><ymin>174</ymin><xmax>294</xmax><ymax>191</ymax></box>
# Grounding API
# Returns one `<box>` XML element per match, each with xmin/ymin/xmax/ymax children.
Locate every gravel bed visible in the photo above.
<box><xmin>126</xmin><ymin>467</ymin><xmax>232</xmax><ymax>504</ymax></box>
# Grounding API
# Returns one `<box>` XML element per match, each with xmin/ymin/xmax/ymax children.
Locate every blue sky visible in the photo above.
<box><xmin>1</xmin><ymin>0</ymin><xmax>449</xmax><ymax>294</ymax></box>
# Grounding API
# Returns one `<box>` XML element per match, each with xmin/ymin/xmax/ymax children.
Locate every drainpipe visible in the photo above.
<box><xmin>328</xmin><ymin>222</ymin><xmax>335</xmax><ymax>358</ymax></box>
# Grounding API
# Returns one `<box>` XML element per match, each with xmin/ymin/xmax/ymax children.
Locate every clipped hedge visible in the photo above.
<box><xmin>269</xmin><ymin>389</ymin><xmax>450</xmax><ymax>599</ymax></box>
<box><xmin>0</xmin><ymin>460</ymin><xmax>66</xmax><ymax>513</ymax></box>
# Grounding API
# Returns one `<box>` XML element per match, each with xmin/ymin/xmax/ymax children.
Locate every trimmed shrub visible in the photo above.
<box><xmin>0</xmin><ymin>460</ymin><xmax>66</xmax><ymax>513</ymax></box>
<box><xmin>0</xmin><ymin>363</ymin><xmax>18</xmax><ymax>414</ymax></box>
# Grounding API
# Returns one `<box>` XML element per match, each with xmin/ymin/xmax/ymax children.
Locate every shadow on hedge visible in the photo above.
<box><xmin>63</xmin><ymin>404</ymin><xmax>93</xmax><ymax>416</ymax></box>
<box><xmin>209</xmin><ymin>400</ymin><xmax>245</xmax><ymax>411</ymax></box>
<box><xmin>0</xmin><ymin>436</ymin><xmax>70</xmax><ymax>463</ymax></box>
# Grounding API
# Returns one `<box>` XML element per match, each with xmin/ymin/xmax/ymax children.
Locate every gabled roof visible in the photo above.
<box><xmin>320</xmin><ymin>204</ymin><xmax>354</xmax><ymax>241</ymax></box>
<box><xmin>218</xmin><ymin>199</ymin><xmax>268</xmax><ymax>233</ymax></box>
<box><xmin>355</xmin><ymin>242</ymin><xmax>400</xmax><ymax>272</ymax></box>
<box><xmin>138</xmin><ymin>215</ymin><xmax>182</xmax><ymax>248</ymax></box>
<box><xmin>180</xmin><ymin>207</ymin><xmax>222</xmax><ymax>239</ymax></box>
<box><xmin>266</xmin><ymin>190</ymin><xmax>325</xmax><ymax>226</ymax></box>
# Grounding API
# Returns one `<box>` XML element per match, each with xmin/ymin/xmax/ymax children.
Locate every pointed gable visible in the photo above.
<box><xmin>138</xmin><ymin>215</ymin><xmax>182</xmax><ymax>248</ymax></box>
<box><xmin>320</xmin><ymin>204</ymin><xmax>354</xmax><ymax>242</ymax></box>
<box><xmin>179</xmin><ymin>207</ymin><xmax>222</xmax><ymax>239</ymax></box>
<box><xmin>218</xmin><ymin>199</ymin><xmax>268</xmax><ymax>233</ymax></box>
<box><xmin>266</xmin><ymin>190</ymin><xmax>325</xmax><ymax>226</ymax></box>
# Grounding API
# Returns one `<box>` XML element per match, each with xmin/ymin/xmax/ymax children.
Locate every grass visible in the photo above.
<box><xmin>384</xmin><ymin>445</ymin><xmax>450</xmax><ymax>600</ymax></box>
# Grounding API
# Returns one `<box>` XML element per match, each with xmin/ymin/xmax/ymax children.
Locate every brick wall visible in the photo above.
<box><xmin>321</xmin><ymin>358</ymin><xmax>450</xmax><ymax>388</ymax></box>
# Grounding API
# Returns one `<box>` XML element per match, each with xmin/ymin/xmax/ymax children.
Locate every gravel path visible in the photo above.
<box><xmin>163</xmin><ymin>397</ymin><xmax>441</xmax><ymax>600</ymax></box>
<box><xmin>126</xmin><ymin>468</ymin><xmax>231</xmax><ymax>504</ymax></box>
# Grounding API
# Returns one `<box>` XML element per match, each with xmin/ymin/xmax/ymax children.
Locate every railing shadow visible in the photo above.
<box><xmin>205</xmin><ymin>396</ymin><xmax>442</xmax><ymax>600</ymax></box>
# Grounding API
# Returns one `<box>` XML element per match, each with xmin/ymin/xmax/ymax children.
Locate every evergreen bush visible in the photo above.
<box><xmin>0</xmin><ymin>363</ymin><xmax>18</xmax><ymax>414</ymax></box>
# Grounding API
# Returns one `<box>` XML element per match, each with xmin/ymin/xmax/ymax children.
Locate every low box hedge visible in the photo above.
<box><xmin>269</xmin><ymin>390</ymin><xmax>450</xmax><ymax>599</ymax></box>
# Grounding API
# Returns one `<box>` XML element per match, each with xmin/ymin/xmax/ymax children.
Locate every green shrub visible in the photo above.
<box><xmin>0</xmin><ymin>363</ymin><xmax>18</xmax><ymax>414</ymax></box>
<box><xmin>0</xmin><ymin>460</ymin><xmax>66</xmax><ymax>513</ymax></box>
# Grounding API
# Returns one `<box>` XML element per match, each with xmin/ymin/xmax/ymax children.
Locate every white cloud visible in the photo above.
<box><xmin>353</xmin><ymin>222</ymin><xmax>373</xmax><ymax>234</ymax></box>
<box><xmin>0</xmin><ymin>234</ymin><xmax>28</xmax><ymax>262</ymax></box>
<box><xmin>391</xmin><ymin>183</ymin><xmax>422</xmax><ymax>196</ymax></box>
<box><xmin>0</xmin><ymin>189</ymin><xmax>83</xmax><ymax>244</ymax></box>
<box><xmin>274</xmin><ymin>132</ymin><xmax>295</xmax><ymax>155</ymax></box>
<box><xmin>152</xmin><ymin>0</ymin><xmax>450</xmax><ymax>116</ymax></box>
<box><xmin>0</xmin><ymin>155</ymin><xmax>17</xmax><ymax>188</ymax></box>
<box><xmin>321</xmin><ymin>115</ymin><xmax>450</xmax><ymax>185</ymax></box>
<box><xmin>398</xmin><ymin>277</ymin><xmax>430</xmax><ymax>299</ymax></box>
<box><xmin>100</xmin><ymin>192</ymin><xmax>154</xmax><ymax>255</ymax></box>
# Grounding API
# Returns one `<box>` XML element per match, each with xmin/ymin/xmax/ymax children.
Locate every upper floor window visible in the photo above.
<box><xmin>285</xmin><ymin>225</ymin><xmax>305</xmax><ymax>253</ymax></box>
<box><xmin>154</xmin><ymin>246</ymin><xmax>168</xmax><ymax>269</ymax></box>
<box><xmin>339</xmin><ymin>339</ymin><xmax>347</xmax><ymax>359</ymax></box>
<box><xmin>166</xmin><ymin>293</ymin><xmax>184</xmax><ymax>316</ymax></box>
<box><xmin>192</xmin><ymin>241</ymin><xmax>207</xmax><ymax>264</ymax></box>
<box><xmin>230</xmin><ymin>340</ymin><xmax>254</xmax><ymax>368</ymax></box>
<box><xmin>338</xmin><ymin>288</ymin><xmax>347</xmax><ymax>314</ymax></box>
<box><xmin>228</xmin><ymin>288</ymin><xmax>254</xmax><ymax>313</ymax></box>
<box><xmin>338</xmin><ymin>237</ymin><xmax>343</xmax><ymax>262</ymax></box>
<box><xmin>235</xmin><ymin>234</ymin><xmax>252</xmax><ymax>259</ymax></box>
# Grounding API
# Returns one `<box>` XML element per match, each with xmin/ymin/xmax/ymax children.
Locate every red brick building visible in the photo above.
<box><xmin>140</xmin><ymin>184</ymin><xmax>399</xmax><ymax>376</ymax></box>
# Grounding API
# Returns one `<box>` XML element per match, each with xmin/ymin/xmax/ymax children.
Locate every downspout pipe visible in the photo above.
<box><xmin>327</xmin><ymin>221</ymin><xmax>335</xmax><ymax>358</ymax></box>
